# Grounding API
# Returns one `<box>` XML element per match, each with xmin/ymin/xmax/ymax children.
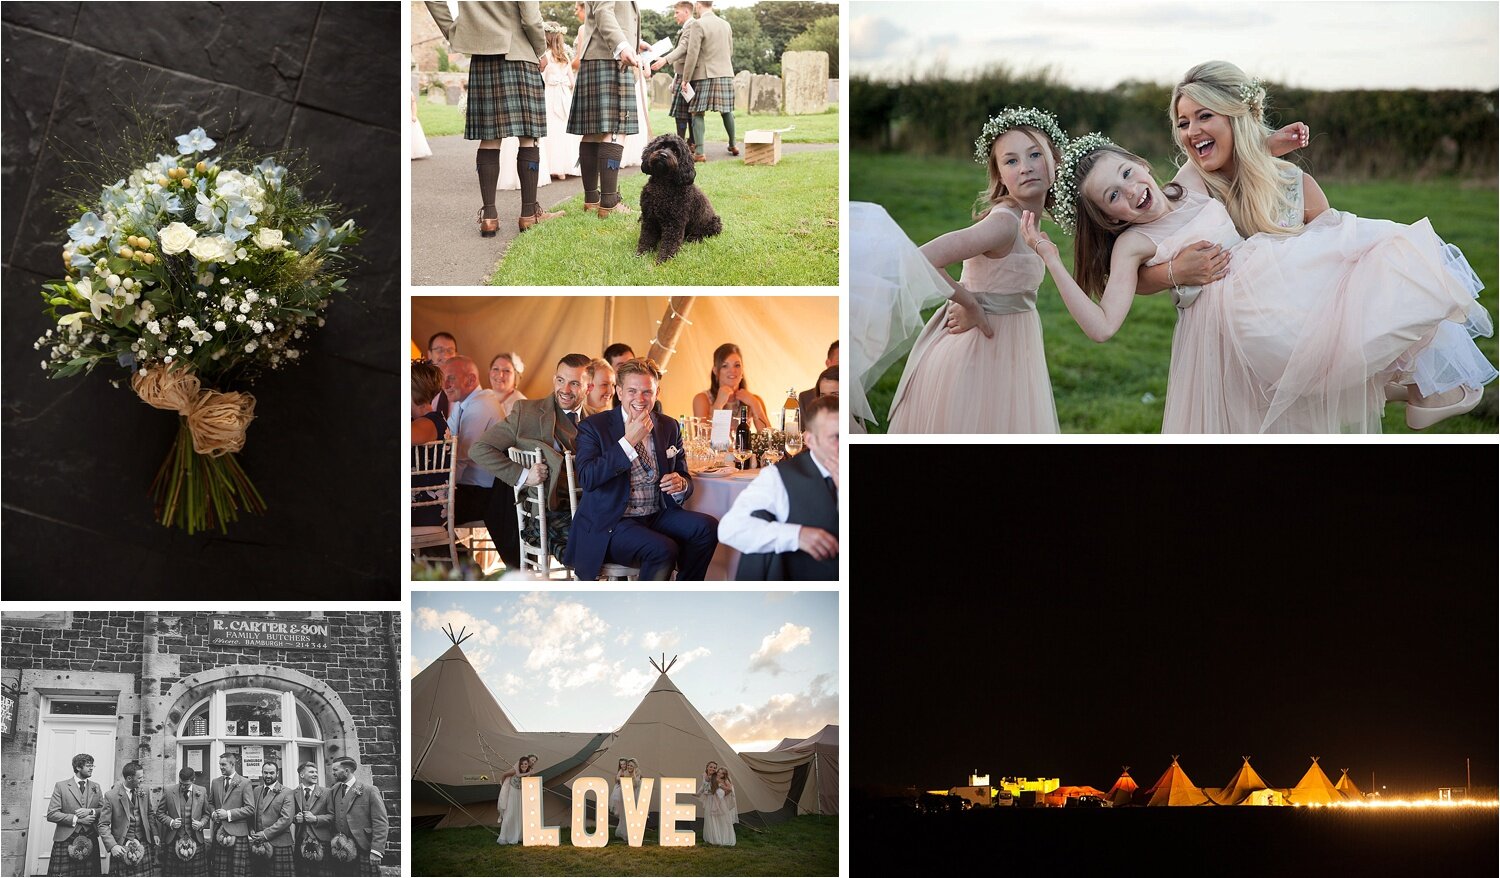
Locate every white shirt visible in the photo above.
<box><xmin>717</xmin><ymin>450</ymin><xmax>832</xmax><ymax>554</ymax></box>
<box><xmin>448</xmin><ymin>388</ymin><xmax>507</xmax><ymax>488</ymax></box>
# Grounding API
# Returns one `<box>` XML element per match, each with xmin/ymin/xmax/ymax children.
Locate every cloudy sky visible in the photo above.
<box><xmin>850</xmin><ymin>1</ymin><xmax>1499</xmax><ymax>90</ymax></box>
<box><xmin>412</xmin><ymin>591</ymin><xmax>838</xmax><ymax>752</ymax></box>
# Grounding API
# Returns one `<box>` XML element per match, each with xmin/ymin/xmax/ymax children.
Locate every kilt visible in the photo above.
<box><xmin>567</xmin><ymin>59</ymin><xmax>639</xmax><ymax>136</ymax></box>
<box><xmin>465</xmin><ymin>55</ymin><xmax>547</xmax><ymax>140</ymax></box>
<box><xmin>47</xmin><ymin>837</ymin><xmax>101</xmax><ymax>876</ymax></box>
<box><xmin>294</xmin><ymin>838</ymin><xmax>329</xmax><ymax>877</ymax></box>
<box><xmin>251</xmin><ymin>844</ymin><xmax>297</xmax><ymax>877</ymax></box>
<box><xmin>687</xmin><ymin>77</ymin><xmax>735</xmax><ymax>114</ymax></box>
<box><xmin>209</xmin><ymin>835</ymin><xmax>250</xmax><ymax>876</ymax></box>
<box><xmin>668</xmin><ymin>80</ymin><xmax>691</xmax><ymax>120</ymax></box>
<box><xmin>106</xmin><ymin>847</ymin><xmax>159</xmax><ymax>877</ymax></box>
<box><xmin>327</xmin><ymin>852</ymin><xmax>383</xmax><ymax>877</ymax></box>
<box><xmin>159</xmin><ymin>837</ymin><xmax>207</xmax><ymax>876</ymax></box>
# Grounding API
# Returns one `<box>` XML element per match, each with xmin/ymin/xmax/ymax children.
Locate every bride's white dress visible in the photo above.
<box><xmin>703</xmin><ymin>787</ymin><xmax>737</xmax><ymax>846</ymax></box>
<box><xmin>496</xmin><ymin>775</ymin><xmax>524</xmax><ymax>845</ymax></box>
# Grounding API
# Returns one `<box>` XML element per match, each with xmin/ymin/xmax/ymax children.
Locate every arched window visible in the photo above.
<box><xmin>175</xmin><ymin>689</ymin><xmax>324</xmax><ymax>786</ymax></box>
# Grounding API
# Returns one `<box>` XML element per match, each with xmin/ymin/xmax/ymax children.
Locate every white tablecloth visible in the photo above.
<box><xmin>685</xmin><ymin>468</ymin><xmax>759</xmax><ymax>580</ymax></box>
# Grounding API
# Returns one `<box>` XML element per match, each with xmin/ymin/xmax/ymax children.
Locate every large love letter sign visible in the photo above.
<box><xmin>570</xmin><ymin>777</ymin><xmax>609</xmax><ymax>848</ymax></box>
<box><xmin>658</xmin><ymin>777</ymin><xmax>697</xmax><ymax>847</ymax></box>
<box><xmin>521</xmin><ymin>776</ymin><xmax>559</xmax><ymax>846</ymax></box>
<box><xmin>619</xmin><ymin>776</ymin><xmax>655</xmax><ymax>847</ymax></box>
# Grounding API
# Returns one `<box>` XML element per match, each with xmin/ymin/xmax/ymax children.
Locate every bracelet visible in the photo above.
<box><xmin>1167</xmin><ymin>257</ymin><xmax>1178</xmax><ymax>290</ymax></box>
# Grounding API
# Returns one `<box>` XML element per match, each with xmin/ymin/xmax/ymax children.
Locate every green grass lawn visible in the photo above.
<box><xmin>852</xmin><ymin>151</ymin><xmax>1499</xmax><ymax>433</ymax></box>
<box><xmin>493</xmin><ymin>149</ymin><xmax>838</xmax><ymax>286</ymax></box>
<box><xmin>417</xmin><ymin>101</ymin><xmax>839</xmax><ymax>143</ymax></box>
<box><xmin>412</xmin><ymin>815</ymin><xmax>837</xmax><ymax>876</ymax></box>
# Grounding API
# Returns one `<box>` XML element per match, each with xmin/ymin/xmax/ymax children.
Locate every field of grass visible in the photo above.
<box><xmin>412</xmin><ymin>815</ymin><xmax>837</xmax><ymax>876</ymax></box>
<box><xmin>851</xmin><ymin>151</ymin><xmax>1499</xmax><ymax>433</ymax></box>
<box><xmin>416</xmin><ymin>101</ymin><xmax>839</xmax><ymax>144</ymax></box>
<box><xmin>493</xmin><ymin>149</ymin><xmax>838</xmax><ymax>286</ymax></box>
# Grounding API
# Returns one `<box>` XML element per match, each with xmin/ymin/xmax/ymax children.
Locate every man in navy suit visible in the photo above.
<box><xmin>565</xmin><ymin>358</ymin><xmax>719</xmax><ymax>580</ymax></box>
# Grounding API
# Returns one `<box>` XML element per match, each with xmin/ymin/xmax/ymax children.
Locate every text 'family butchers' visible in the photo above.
<box><xmin>210</xmin><ymin>616</ymin><xmax>330</xmax><ymax>649</ymax></box>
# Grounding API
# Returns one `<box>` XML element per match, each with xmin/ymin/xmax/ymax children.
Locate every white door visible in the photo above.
<box><xmin>27</xmin><ymin>702</ymin><xmax>116</xmax><ymax>876</ymax></box>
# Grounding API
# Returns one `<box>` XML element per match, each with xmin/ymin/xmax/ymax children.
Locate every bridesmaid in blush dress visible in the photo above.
<box><xmin>703</xmin><ymin>769</ymin><xmax>736</xmax><ymax>846</ymax></box>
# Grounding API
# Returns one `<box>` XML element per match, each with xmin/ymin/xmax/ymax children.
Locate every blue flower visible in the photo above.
<box><xmin>67</xmin><ymin>212</ymin><xmax>108</xmax><ymax>247</ymax></box>
<box><xmin>175</xmin><ymin>127</ymin><xmax>216</xmax><ymax>155</ymax></box>
<box><xmin>195</xmin><ymin>193</ymin><xmax>226</xmax><ymax>230</ymax></box>
<box><xmin>221</xmin><ymin>201</ymin><xmax>258</xmax><ymax>243</ymax></box>
<box><xmin>294</xmin><ymin>217</ymin><xmax>332</xmax><ymax>253</ymax></box>
<box><xmin>99</xmin><ymin>180</ymin><xmax>130</xmax><ymax>212</ymax></box>
<box><xmin>256</xmin><ymin>157</ymin><xmax>287</xmax><ymax>190</ymax></box>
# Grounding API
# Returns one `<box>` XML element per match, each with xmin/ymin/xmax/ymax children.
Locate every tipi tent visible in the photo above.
<box><xmin>1334</xmin><ymin>768</ymin><xmax>1364</xmax><ymax>801</ymax></box>
<box><xmin>1208</xmin><ymin>757</ymin><xmax>1285</xmax><ymax>806</ymax></box>
<box><xmin>1044</xmin><ymin>785</ymin><xmax>1111</xmax><ymax>807</ymax></box>
<box><xmin>744</xmin><ymin>724</ymin><xmax>840</xmax><ymax>815</ymax></box>
<box><xmin>410</xmin><ymin>629</ymin><xmax>605</xmax><ymax>828</ymax></box>
<box><xmin>1106</xmin><ymin>767</ymin><xmax>1138</xmax><ymax>807</ymax></box>
<box><xmin>1141</xmin><ymin>757</ymin><xmax>1212</xmax><ymax>806</ymax></box>
<box><xmin>1287</xmin><ymin>757</ymin><xmax>1346</xmax><ymax>805</ymax></box>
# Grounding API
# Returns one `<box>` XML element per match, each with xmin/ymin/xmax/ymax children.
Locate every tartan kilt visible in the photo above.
<box><xmin>106</xmin><ymin>846</ymin><xmax>160</xmax><ymax>877</ymax></box>
<box><xmin>687</xmin><ymin>77</ymin><xmax>735</xmax><ymax>114</ymax></box>
<box><xmin>327</xmin><ymin>853</ymin><xmax>382</xmax><ymax>877</ymax></box>
<box><xmin>250</xmin><ymin>844</ymin><xmax>297</xmax><ymax>877</ymax></box>
<box><xmin>209</xmin><ymin>835</ymin><xmax>250</xmax><ymax>876</ymax></box>
<box><xmin>668</xmin><ymin>82</ymin><xmax>691</xmax><ymax>120</ymax></box>
<box><xmin>293</xmin><ymin>837</ymin><xmax>329</xmax><ymax>877</ymax></box>
<box><xmin>47</xmin><ymin>837</ymin><xmax>101</xmax><ymax>876</ymax></box>
<box><xmin>464</xmin><ymin>55</ymin><xmax>547</xmax><ymax>140</ymax></box>
<box><xmin>567</xmin><ymin>59</ymin><xmax>638</xmax><ymax>136</ymax></box>
<box><xmin>159</xmin><ymin>836</ymin><xmax>207</xmax><ymax>876</ymax></box>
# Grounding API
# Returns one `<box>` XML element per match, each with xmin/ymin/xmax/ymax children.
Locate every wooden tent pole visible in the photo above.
<box><xmin>648</xmin><ymin>296</ymin><xmax>695</xmax><ymax>376</ymax></box>
<box><xmin>603</xmin><ymin>296</ymin><xmax>616</xmax><ymax>356</ymax></box>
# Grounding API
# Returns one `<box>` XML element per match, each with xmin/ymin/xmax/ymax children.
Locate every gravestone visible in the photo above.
<box><xmin>426</xmin><ymin>85</ymin><xmax>447</xmax><ymax>104</ymax></box>
<box><xmin>651</xmin><ymin>72</ymin><xmax>676</xmax><ymax>109</ymax></box>
<box><xmin>782</xmin><ymin>51</ymin><xmax>828</xmax><ymax>116</ymax></box>
<box><xmin>444</xmin><ymin>83</ymin><xmax>464</xmax><ymax>106</ymax></box>
<box><xmin>733</xmin><ymin>70</ymin><xmax>752</xmax><ymax>112</ymax></box>
<box><xmin>749</xmin><ymin>74</ymin><xmax>783</xmax><ymax>114</ymax></box>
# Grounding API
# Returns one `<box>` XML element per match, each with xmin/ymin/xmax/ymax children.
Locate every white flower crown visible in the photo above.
<box><xmin>1051</xmin><ymin>132</ymin><xmax>1117</xmax><ymax>236</ymax></box>
<box><xmin>543</xmin><ymin>21</ymin><xmax>568</xmax><ymax>35</ymax></box>
<box><xmin>973</xmin><ymin>107</ymin><xmax>1069</xmax><ymax>165</ymax></box>
<box><xmin>1238</xmin><ymin>77</ymin><xmax>1265</xmax><ymax>118</ymax></box>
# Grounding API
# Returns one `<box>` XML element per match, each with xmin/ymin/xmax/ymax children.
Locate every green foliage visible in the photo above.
<box><xmin>646</xmin><ymin>109</ymin><xmax>838</xmax><ymax>144</ymax></box>
<box><xmin>639</xmin><ymin>8</ymin><xmax>676</xmax><ymax>46</ymax></box>
<box><xmin>851</xmin><ymin>67</ymin><xmax>1500</xmax><ymax>181</ymax></box>
<box><xmin>493</xmin><ymin>150</ymin><xmax>838</xmax><ymax>286</ymax></box>
<box><xmin>413</xmin><ymin>815</ymin><xmax>838</xmax><ymax>877</ymax></box>
<box><xmin>754</xmin><ymin>1</ymin><xmax>838</xmax><ymax>63</ymax></box>
<box><xmin>417</xmin><ymin>102</ymin><xmax>464</xmax><ymax>138</ymax></box>
<box><xmin>539</xmin><ymin>1</ymin><xmax>581</xmax><ymax>38</ymax></box>
<box><xmin>784</xmin><ymin>15</ymin><xmax>839</xmax><ymax>78</ymax></box>
<box><xmin>435</xmin><ymin>45</ymin><xmax>452</xmax><ymax>73</ymax></box>
<box><xmin>723</xmin><ymin>7</ymin><xmax>775</xmax><ymax>75</ymax></box>
<box><xmin>852</xmin><ymin>150</ymin><xmax>1498</xmax><ymax>433</ymax></box>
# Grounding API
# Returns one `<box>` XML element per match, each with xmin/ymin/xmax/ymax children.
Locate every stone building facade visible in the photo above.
<box><xmin>0</xmin><ymin>612</ymin><xmax>401</xmax><ymax>876</ymax></box>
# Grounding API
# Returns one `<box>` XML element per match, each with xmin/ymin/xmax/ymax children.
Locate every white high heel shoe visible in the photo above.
<box><xmin>1406</xmin><ymin>385</ymin><xmax>1482</xmax><ymax>430</ymax></box>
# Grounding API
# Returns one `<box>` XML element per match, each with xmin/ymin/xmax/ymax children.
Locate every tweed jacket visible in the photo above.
<box><xmin>331</xmin><ymin>780</ymin><xmax>389</xmax><ymax>857</ymax></box>
<box><xmin>292</xmin><ymin>783</ymin><xmax>334</xmax><ymax>843</ymax></box>
<box><xmin>154</xmin><ymin>783</ymin><xmax>209</xmax><ymax>840</ymax></box>
<box><xmin>98</xmin><ymin>782</ymin><xmax>161</xmax><ymax>851</ymax></box>
<box><xmin>470</xmin><ymin>396</ymin><xmax>580</xmax><ymax>513</ymax></box>
<box><xmin>659</xmin><ymin>17</ymin><xmax>700</xmax><ymax>73</ymax></box>
<box><xmin>207</xmin><ymin>773</ymin><xmax>255</xmax><ymax>837</ymax></box>
<box><xmin>424</xmin><ymin>0</ymin><xmax>546</xmax><ymax>59</ymax></box>
<box><xmin>47</xmin><ymin>777</ymin><xmax>105</xmax><ymax>843</ymax></box>
<box><xmin>577</xmin><ymin>1</ymin><xmax>640</xmax><ymax>63</ymax></box>
<box><xmin>251</xmin><ymin>783</ymin><xmax>297</xmax><ymax>847</ymax></box>
<box><xmin>682</xmin><ymin>8</ymin><xmax>733</xmax><ymax>81</ymax></box>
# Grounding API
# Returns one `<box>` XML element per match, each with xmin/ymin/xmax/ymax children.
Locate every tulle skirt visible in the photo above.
<box><xmin>1164</xmin><ymin>209</ymin><xmax>1494</xmax><ymax>433</ymax></box>
<box><xmin>703</xmin><ymin>791</ymin><xmax>736</xmax><ymax>846</ymax></box>
<box><xmin>888</xmin><ymin>302</ymin><xmax>1059</xmax><ymax>433</ymax></box>
<box><xmin>496</xmin><ymin>781</ymin><xmax>523</xmax><ymax>845</ymax></box>
<box><xmin>610</xmin><ymin>784</ymin><xmax>627</xmax><ymax>841</ymax></box>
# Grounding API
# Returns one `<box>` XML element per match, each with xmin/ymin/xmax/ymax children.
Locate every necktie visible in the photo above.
<box><xmin>824</xmin><ymin>475</ymin><xmax>837</xmax><ymax>498</ymax></box>
<box><xmin>304</xmin><ymin>788</ymin><xmax>311</xmax><ymax>809</ymax></box>
<box><xmin>567</xmin><ymin>410</ymin><xmax>578</xmax><ymax>427</ymax></box>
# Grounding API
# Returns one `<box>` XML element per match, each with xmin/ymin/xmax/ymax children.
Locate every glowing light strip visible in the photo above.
<box><xmin>1291</xmin><ymin>799</ymin><xmax>1500</xmax><ymax>809</ymax></box>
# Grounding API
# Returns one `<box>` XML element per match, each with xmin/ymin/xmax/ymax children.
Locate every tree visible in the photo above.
<box><xmin>639</xmin><ymin>8</ymin><xmax>675</xmax><ymax>46</ymax></box>
<box><xmin>723</xmin><ymin>7</ymin><xmax>776</xmax><ymax>74</ymax></box>
<box><xmin>784</xmin><ymin>15</ymin><xmax>838</xmax><ymax>78</ymax></box>
<box><xmin>538</xmin><ymin>1</ymin><xmax>580</xmax><ymax>39</ymax></box>
<box><xmin>754</xmin><ymin>1</ymin><xmax>837</xmax><ymax>60</ymax></box>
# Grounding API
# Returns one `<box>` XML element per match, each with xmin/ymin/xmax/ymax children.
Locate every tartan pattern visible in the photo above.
<box><xmin>104</xmin><ymin>849</ymin><xmax>159</xmax><ymax>877</ymax></box>
<box><xmin>668</xmin><ymin>81</ymin><xmax>691</xmax><ymax>120</ymax></box>
<box><xmin>464</xmin><ymin>55</ymin><xmax>547</xmax><ymax>140</ymax></box>
<box><xmin>47</xmin><ymin>837</ymin><xmax>101</xmax><ymax>876</ymax></box>
<box><xmin>209</xmin><ymin>834</ymin><xmax>250</xmax><ymax>876</ymax></box>
<box><xmin>623</xmin><ymin>441</ymin><xmax>660</xmax><ymax>517</ymax></box>
<box><xmin>687</xmin><ymin>77</ymin><xmax>735</xmax><ymax>114</ymax></box>
<box><xmin>251</xmin><ymin>844</ymin><xmax>298</xmax><ymax>877</ymax></box>
<box><xmin>326</xmin><ymin>854</ymin><xmax>382</xmax><ymax>877</ymax></box>
<box><xmin>567</xmin><ymin>59</ymin><xmax>639</xmax><ymax>136</ymax></box>
<box><xmin>159</xmin><ymin>836</ymin><xmax>207</xmax><ymax>877</ymax></box>
<box><xmin>293</xmin><ymin>837</ymin><xmax>329</xmax><ymax>877</ymax></box>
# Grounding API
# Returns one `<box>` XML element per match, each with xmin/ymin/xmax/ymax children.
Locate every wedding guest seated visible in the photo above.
<box><xmin>443</xmin><ymin>356</ymin><xmax>515</xmax><ymax>567</ymax></box>
<box><xmin>428</xmin><ymin>331</ymin><xmax>459</xmax><ymax>417</ymax></box>
<box><xmin>720</xmin><ymin>395</ymin><xmax>839</xmax><ymax>581</ymax></box>
<box><xmin>797</xmin><ymin>339</ymin><xmax>838</xmax><ymax>425</ymax></box>
<box><xmin>603</xmin><ymin>342</ymin><xmax>636</xmax><ymax>407</ymax></box>
<box><xmin>799</xmin><ymin>366</ymin><xmax>838</xmax><ymax>430</ymax></box>
<box><xmin>411</xmin><ymin>360</ymin><xmax>450</xmax><ymax>529</ymax></box>
<box><xmin>692</xmin><ymin>343</ymin><xmax>771</xmax><ymax>429</ymax></box>
<box><xmin>567</xmin><ymin>358</ymin><xmax>719</xmax><ymax>580</ymax></box>
<box><xmin>488</xmin><ymin>352</ymin><xmax>529</xmax><ymax>418</ymax></box>
<box><xmin>584</xmin><ymin>358</ymin><xmax>617</xmax><ymax>415</ymax></box>
<box><xmin>470</xmin><ymin>354</ymin><xmax>592</xmax><ymax>566</ymax></box>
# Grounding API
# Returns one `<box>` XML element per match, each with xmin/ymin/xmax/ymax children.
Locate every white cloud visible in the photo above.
<box><xmin>503</xmin><ymin>599</ymin><xmax>611</xmax><ymax>675</ymax></box>
<box><xmin>466</xmin><ymin>648</ymin><xmax>495</xmax><ymax>676</ymax></box>
<box><xmin>491</xmin><ymin>672</ymin><xmax>524</xmax><ymax>696</ymax></box>
<box><xmin>748</xmin><ymin>622</ymin><xmax>812</xmax><ymax>675</ymax></box>
<box><xmin>613</xmin><ymin>667</ymin><xmax>656</xmax><ymax>699</ymax></box>
<box><xmin>415</xmin><ymin>606</ymin><xmax>501</xmax><ymax>645</ymax></box>
<box><xmin>641</xmin><ymin>629</ymin><xmax>681</xmax><ymax>650</ymax></box>
<box><xmin>707</xmin><ymin>673</ymin><xmax>838</xmax><ymax>749</ymax></box>
<box><xmin>409</xmin><ymin>656</ymin><xmax>427</xmax><ymax>678</ymax></box>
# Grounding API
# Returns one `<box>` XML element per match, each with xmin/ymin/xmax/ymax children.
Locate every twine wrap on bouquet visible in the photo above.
<box><xmin>132</xmin><ymin>366</ymin><xmax>256</xmax><ymax>456</ymax></box>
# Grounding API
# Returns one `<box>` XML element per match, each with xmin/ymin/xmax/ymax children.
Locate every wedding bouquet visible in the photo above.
<box><xmin>35</xmin><ymin>125</ymin><xmax>361</xmax><ymax>533</ymax></box>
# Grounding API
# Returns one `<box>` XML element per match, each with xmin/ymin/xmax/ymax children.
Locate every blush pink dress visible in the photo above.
<box><xmin>879</xmin><ymin>205</ymin><xmax>1059</xmax><ymax>433</ymax></box>
<box><xmin>1137</xmin><ymin>187</ymin><xmax>1493</xmax><ymax>432</ymax></box>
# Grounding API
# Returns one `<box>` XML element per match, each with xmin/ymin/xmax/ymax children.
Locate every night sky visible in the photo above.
<box><xmin>853</xmin><ymin>445</ymin><xmax>1498</xmax><ymax>796</ymax></box>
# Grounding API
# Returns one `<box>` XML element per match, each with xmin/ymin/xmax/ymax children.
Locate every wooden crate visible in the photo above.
<box><xmin>743</xmin><ymin>129</ymin><xmax>782</xmax><ymax>166</ymax></box>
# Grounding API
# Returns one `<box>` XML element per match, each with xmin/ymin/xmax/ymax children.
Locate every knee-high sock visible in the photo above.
<box><xmin>578</xmin><ymin>140</ymin><xmax>601</xmax><ymax>204</ymax></box>
<box><xmin>675</xmin><ymin>115</ymin><xmax>689</xmax><ymax>141</ymax></box>
<box><xmin>721</xmin><ymin>111</ymin><xmax>736</xmax><ymax>148</ymax></box>
<box><xmin>517</xmin><ymin>145</ymin><xmax>541</xmax><ymax>217</ymax></box>
<box><xmin>476</xmin><ymin>148</ymin><xmax>500</xmax><ymax>219</ymax></box>
<box><xmin>598</xmin><ymin>142</ymin><xmax>625</xmax><ymax>209</ymax></box>
<box><xmin>689</xmin><ymin>115</ymin><xmax>706</xmax><ymax>154</ymax></box>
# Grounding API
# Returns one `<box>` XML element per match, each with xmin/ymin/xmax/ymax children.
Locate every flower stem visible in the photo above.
<box><xmin>148</xmin><ymin>418</ymin><xmax>266</xmax><ymax>533</ymax></box>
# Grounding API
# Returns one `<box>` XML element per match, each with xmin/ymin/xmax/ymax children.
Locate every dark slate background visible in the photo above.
<box><xmin>1</xmin><ymin>3</ymin><xmax>400</xmax><ymax>596</ymax></box>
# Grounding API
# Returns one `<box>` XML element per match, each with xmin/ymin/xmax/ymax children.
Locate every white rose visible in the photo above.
<box><xmin>253</xmin><ymin>228</ymin><xmax>285</xmax><ymax>250</ymax></box>
<box><xmin>158</xmin><ymin>222</ymin><xmax>198</xmax><ymax>255</ymax></box>
<box><xmin>188</xmin><ymin>235</ymin><xmax>233</xmax><ymax>264</ymax></box>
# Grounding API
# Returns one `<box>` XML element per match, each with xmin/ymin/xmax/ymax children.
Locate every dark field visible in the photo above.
<box><xmin>854</xmin><ymin>804</ymin><xmax>1498</xmax><ymax>875</ymax></box>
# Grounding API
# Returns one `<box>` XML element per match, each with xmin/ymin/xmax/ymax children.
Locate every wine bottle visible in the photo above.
<box><xmin>735</xmin><ymin>403</ymin><xmax>751</xmax><ymax>469</ymax></box>
<box><xmin>782</xmin><ymin>387</ymin><xmax>800</xmax><ymax>438</ymax></box>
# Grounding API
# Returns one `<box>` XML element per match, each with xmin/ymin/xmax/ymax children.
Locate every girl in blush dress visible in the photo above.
<box><xmin>852</xmin><ymin>108</ymin><xmax>1069</xmax><ymax>433</ymax></box>
<box><xmin>495</xmin><ymin>755</ymin><xmax>531</xmax><ymax>845</ymax></box>
<box><xmin>703</xmin><ymin>769</ymin><xmax>736</xmax><ymax>846</ymax></box>
<box><xmin>1023</xmin><ymin>133</ymin><xmax>1494</xmax><ymax>433</ymax></box>
<box><xmin>542</xmin><ymin>27</ymin><xmax>581</xmax><ymax>179</ymax></box>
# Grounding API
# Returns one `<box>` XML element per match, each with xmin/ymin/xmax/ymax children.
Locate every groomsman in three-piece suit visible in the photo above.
<box><xmin>98</xmin><ymin>761</ymin><xmax>160</xmax><ymax>877</ymax></box>
<box><xmin>327</xmin><ymin>757</ymin><xmax>387</xmax><ymax>877</ymax></box>
<box><xmin>565</xmin><ymin>358</ymin><xmax>719</xmax><ymax>580</ymax></box>
<box><xmin>208</xmin><ymin>753</ymin><xmax>254</xmax><ymax>876</ymax></box>
<box><xmin>291</xmin><ymin>761</ymin><xmax>334</xmax><ymax>877</ymax></box>
<box><xmin>45</xmin><ymin>752</ymin><xmax>104</xmax><ymax>876</ymax></box>
<box><xmin>155</xmin><ymin>767</ymin><xmax>209</xmax><ymax>876</ymax></box>
<box><xmin>249</xmin><ymin>762</ymin><xmax>297</xmax><ymax>877</ymax></box>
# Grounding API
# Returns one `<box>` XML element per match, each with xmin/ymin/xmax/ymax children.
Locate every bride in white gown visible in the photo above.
<box><xmin>495</xmin><ymin>754</ymin><xmax>533</xmax><ymax>845</ymax></box>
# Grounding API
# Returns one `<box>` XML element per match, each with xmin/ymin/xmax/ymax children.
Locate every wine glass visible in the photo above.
<box><xmin>784</xmin><ymin>433</ymin><xmax>803</xmax><ymax>456</ymax></box>
<box><xmin>732</xmin><ymin>447</ymin><xmax>754</xmax><ymax>470</ymax></box>
<box><xmin>761</xmin><ymin>447</ymin><xmax>782</xmax><ymax>467</ymax></box>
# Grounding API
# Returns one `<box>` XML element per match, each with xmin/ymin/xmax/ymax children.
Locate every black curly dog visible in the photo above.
<box><xmin>637</xmin><ymin>134</ymin><xmax>723</xmax><ymax>263</ymax></box>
